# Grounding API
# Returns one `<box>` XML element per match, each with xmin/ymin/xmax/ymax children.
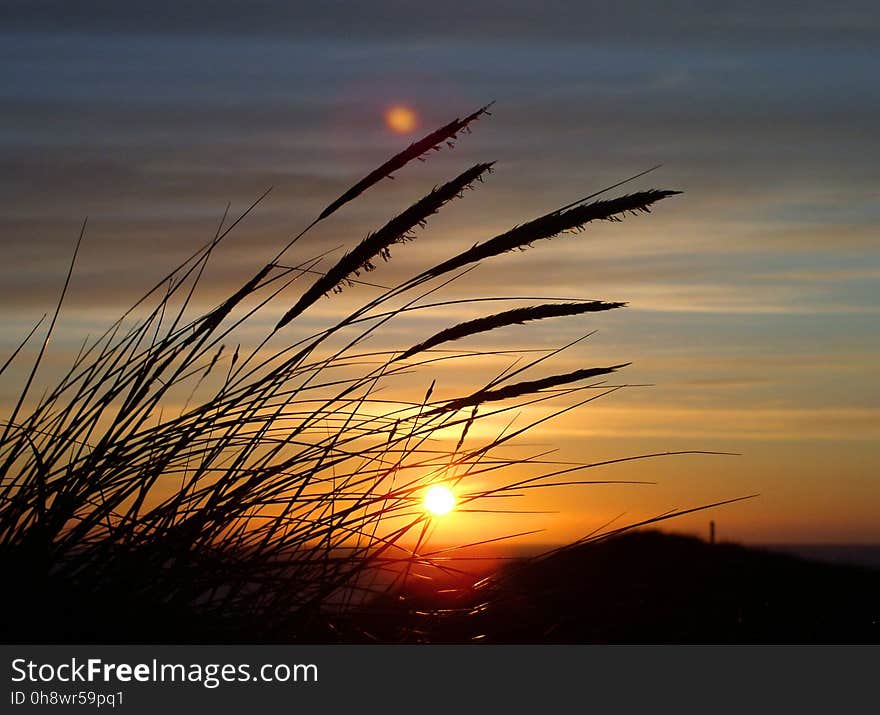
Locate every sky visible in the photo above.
<box><xmin>1</xmin><ymin>1</ymin><xmax>878</xmax><ymax>545</ymax></box>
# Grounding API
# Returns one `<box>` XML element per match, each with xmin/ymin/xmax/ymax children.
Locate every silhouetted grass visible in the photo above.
<box><xmin>0</xmin><ymin>104</ymin><xmax>716</xmax><ymax>643</ymax></box>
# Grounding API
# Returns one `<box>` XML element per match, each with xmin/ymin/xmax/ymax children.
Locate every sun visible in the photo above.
<box><xmin>384</xmin><ymin>104</ymin><xmax>418</xmax><ymax>134</ymax></box>
<box><xmin>423</xmin><ymin>484</ymin><xmax>456</xmax><ymax>517</ymax></box>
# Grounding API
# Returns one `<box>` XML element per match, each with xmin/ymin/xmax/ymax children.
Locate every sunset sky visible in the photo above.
<box><xmin>2</xmin><ymin>1</ymin><xmax>878</xmax><ymax>545</ymax></box>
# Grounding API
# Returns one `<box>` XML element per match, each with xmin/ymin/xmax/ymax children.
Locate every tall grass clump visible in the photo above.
<box><xmin>0</xmin><ymin>104</ymin><xmax>714</xmax><ymax>643</ymax></box>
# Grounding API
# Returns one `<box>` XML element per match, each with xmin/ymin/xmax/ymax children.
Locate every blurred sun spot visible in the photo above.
<box><xmin>385</xmin><ymin>105</ymin><xmax>418</xmax><ymax>134</ymax></box>
<box><xmin>423</xmin><ymin>484</ymin><xmax>455</xmax><ymax>517</ymax></box>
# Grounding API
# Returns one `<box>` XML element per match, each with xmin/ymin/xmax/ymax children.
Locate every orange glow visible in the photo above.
<box><xmin>385</xmin><ymin>105</ymin><xmax>418</xmax><ymax>134</ymax></box>
<box><xmin>423</xmin><ymin>484</ymin><xmax>456</xmax><ymax>516</ymax></box>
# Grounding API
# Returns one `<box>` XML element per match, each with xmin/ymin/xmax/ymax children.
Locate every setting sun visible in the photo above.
<box><xmin>384</xmin><ymin>104</ymin><xmax>418</xmax><ymax>133</ymax></box>
<box><xmin>423</xmin><ymin>484</ymin><xmax>456</xmax><ymax>516</ymax></box>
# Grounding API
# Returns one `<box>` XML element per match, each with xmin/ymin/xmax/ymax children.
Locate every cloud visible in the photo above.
<box><xmin>4</xmin><ymin>1</ymin><xmax>879</xmax><ymax>51</ymax></box>
<box><xmin>1</xmin><ymin>0</ymin><xmax>878</xmax><ymax>543</ymax></box>
<box><xmin>505</xmin><ymin>403</ymin><xmax>880</xmax><ymax>442</ymax></box>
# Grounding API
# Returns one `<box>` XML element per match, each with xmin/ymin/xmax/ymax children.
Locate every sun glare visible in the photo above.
<box><xmin>423</xmin><ymin>484</ymin><xmax>456</xmax><ymax>517</ymax></box>
<box><xmin>385</xmin><ymin>104</ymin><xmax>418</xmax><ymax>134</ymax></box>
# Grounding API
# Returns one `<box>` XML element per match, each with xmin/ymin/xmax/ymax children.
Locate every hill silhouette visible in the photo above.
<box><xmin>374</xmin><ymin>530</ymin><xmax>880</xmax><ymax>643</ymax></box>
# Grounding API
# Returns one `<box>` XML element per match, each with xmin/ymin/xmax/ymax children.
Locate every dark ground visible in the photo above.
<box><xmin>3</xmin><ymin>530</ymin><xmax>878</xmax><ymax>643</ymax></box>
<box><xmin>368</xmin><ymin>530</ymin><xmax>880</xmax><ymax>643</ymax></box>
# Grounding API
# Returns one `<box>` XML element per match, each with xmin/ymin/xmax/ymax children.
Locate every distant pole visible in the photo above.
<box><xmin>709</xmin><ymin>520</ymin><xmax>716</xmax><ymax>545</ymax></box>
